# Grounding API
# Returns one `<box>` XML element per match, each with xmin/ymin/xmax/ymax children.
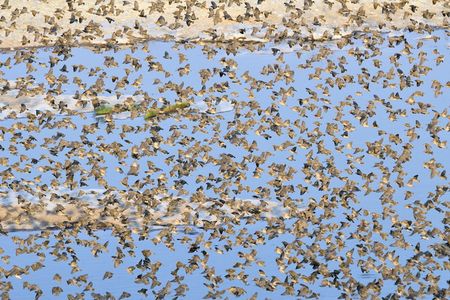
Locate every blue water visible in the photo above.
<box><xmin>0</xmin><ymin>29</ymin><xmax>449</xmax><ymax>299</ymax></box>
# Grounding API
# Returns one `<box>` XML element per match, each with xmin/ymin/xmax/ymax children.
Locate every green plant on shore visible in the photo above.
<box><xmin>94</xmin><ymin>102</ymin><xmax>190</xmax><ymax>120</ymax></box>
<box><xmin>94</xmin><ymin>105</ymin><xmax>114</xmax><ymax>115</ymax></box>
<box><xmin>144</xmin><ymin>102</ymin><xmax>190</xmax><ymax>120</ymax></box>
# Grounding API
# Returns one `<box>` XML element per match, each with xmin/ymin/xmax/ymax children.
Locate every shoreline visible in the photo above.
<box><xmin>0</xmin><ymin>23</ymin><xmax>447</xmax><ymax>53</ymax></box>
<box><xmin>0</xmin><ymin>187</ymin><xmax>299</xmax><ymax>232</ymax></box>
<box><xmin>0</xmin><ymin>25</ymin><xmax>450</xmax><ymax>53</ymax></box>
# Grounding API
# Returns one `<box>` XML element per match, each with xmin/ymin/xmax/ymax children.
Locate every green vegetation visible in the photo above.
<box><xmin>94</xmin><ymin>105</ymin><xmax>114</xmax><ymax>115</ymax></box>
<box><xmin>94</xmin><ymin>102</ymin><xmax>190</xmax><ymax>120</ymax></box>
<box><xmin>144</xmin><ymin>102</ymin><xmax>190</xmax><ymax>120</ymax></box>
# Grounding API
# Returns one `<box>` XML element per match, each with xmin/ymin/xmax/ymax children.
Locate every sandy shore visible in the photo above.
<box><xmin>0</xmin><ymin>187</ymin><xmax>299</xmax><ymax>232</ymax></box>
<box><xmin>0</xmin><ymin>0</ymin><xmax>448</xmax><ymax>49</ymax></box>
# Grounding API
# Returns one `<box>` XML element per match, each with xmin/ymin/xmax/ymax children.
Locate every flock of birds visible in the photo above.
<box><xmin>0</xmin><ymin>0</ymin><xmax>449</xmax><ymax>299</ymax></box>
